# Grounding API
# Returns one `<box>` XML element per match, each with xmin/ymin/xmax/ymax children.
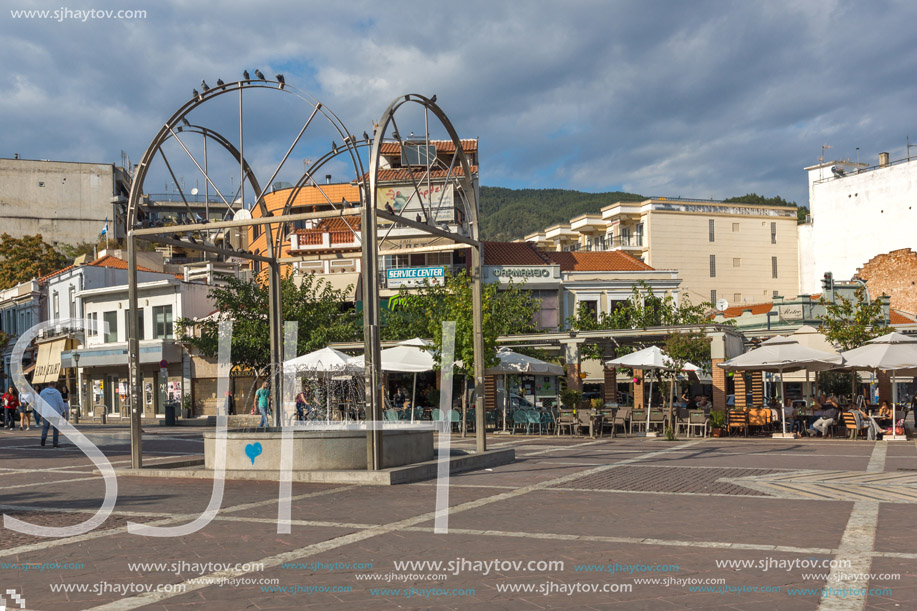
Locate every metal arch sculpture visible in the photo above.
<box><xmin>362</xmin><ymin>93</ymin><xmax>487</xmax><ymax>461</ymax></box>
<box><xmin>123</xmin><ymin>80</ymin><xmax>487</xmax><ymax>470</ymax></box>
<box><xmin>125</xmin><ymin>78</ymin><xmax>368</xmax><ymax>468</ymax></box>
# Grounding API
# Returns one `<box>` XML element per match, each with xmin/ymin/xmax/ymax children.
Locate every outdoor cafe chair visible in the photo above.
<box><xmin>465</xmin><ymin>408</ymin><xmax>476</xmax><ymax>433</ymax></box>
<box><xmin>513</xmin><ymin>409</ymin><xmax>532</xmax><ymax>434</ymax></box>
<box><xmin>556</xmin><ymin>409</ymin><xmax>577</xmax><ymax>436</ymax></box>
<box><xmin>384</xmin><ymin>409</ymin><xmax>400</xmax><ymax>422</ymax></box>
<box><xmin>449</xmin><ymin>409</ymin><xmax>462</xmax><ymax>432</ymax></box>
<box><xmin>727</xmin><ymin>409</ymin><xmax>749</xmax><ymax>437</ymax></box>
<box><xmin>610</xmin><ymin>406</ymin><xmax>629</xmax><ymax>437</ymax></box>
<box><xmin>687</xmin><ymin>410</ymin><xmax>708</xmax><ymax>437</ymax></box>
<box><xmin>648</xmin><ymin>409</ymin><xmax>664</xmax><ymax>433</ymax></box>
<box><xmin>541</xmin><ymin>409</ymin><xmax>556</xmax><ymax>434</ymax></box>
<box><xmin>630</xmin><ymin>409</ymin><xmax>647</xmax><ymax>435</ymax></box>
<box><xmin>747</xmin><ymin>408</ymin><xmax>771</xmax><ymax>435</ymax></box>
<box><xmin>841</xmin><ymin>411</ymin><xmax>869</xmax><ymax>440</ymax></box>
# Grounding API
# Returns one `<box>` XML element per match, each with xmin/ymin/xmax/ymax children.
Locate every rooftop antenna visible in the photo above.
<box><xmin>819</xmin><ymin>143</ymin><xmax>831</xmax><ymax>164</ymax></box>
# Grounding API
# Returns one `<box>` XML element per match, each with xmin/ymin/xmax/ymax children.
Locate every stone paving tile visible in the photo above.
<box><xmin>873</xmin><ymin>503</ymin><xmax>917</xmax><ymax>554</ymax></box>
<box><xmin>9</xmin><ymin>519</ymin><xmax>359</xmax><ymax>610</ymax></box>
<box><xmin>865</xmin><ymin>557</ymin><xmax>917</xmax><ymax>609</ymax></box>
<box><xmin>554</xmin><ymin>466</ymin><xmax>778</xmax><ymax>496</ymax></box>
<box><xmin>419</xmin><ymin>490</ymin><xmax>851</xmax><ymax>550</ymax></box>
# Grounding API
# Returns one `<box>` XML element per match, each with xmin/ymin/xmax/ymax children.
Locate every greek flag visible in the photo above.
<box><xmin>100</xmin><ymin>217</ymin><xmax>109</xmax><ymax>236</ymax></box>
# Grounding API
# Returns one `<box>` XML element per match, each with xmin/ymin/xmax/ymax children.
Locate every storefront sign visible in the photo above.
<box><xmin>777</xmin><ymin>305</ymin><xmax>804</xmax><ymax>321</ymax></box>
<box><xmin>485</xmin><ymin>266</ymin><xmax>558</xmax><ymax>284</ymax></box>
<box><xmin>377</xmin><ymin>183</ymin><xmax>455</xmax><ymax>222</ymax></box>
<box><xmin>386</xmin><ymin>266</ymin><xmax>446</xmax><ymax>289</ymax></box>
<box><xmin>33</xmin><ymin>339</ymin><xmax>67</xmax><ymax>384</ymax></box>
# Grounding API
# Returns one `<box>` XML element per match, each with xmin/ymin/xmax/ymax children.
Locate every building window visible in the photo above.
<box><xmin>773</xmin><ymin>290</ymin><xmax>779</xmax><ymax>298</ymax></box>
<box><xmin>580</xmin><ymin>300</ymin><xmax>598</xmax><ymax>322</ymax></box>
<box><xmin>733</xmin><ymin>258</ymin><xmax>741</xmax><ymax>268</ymax></box>
<box><xmin>153</xmin><ymin>305</ymin><xmax>174</xmax><ymax>339</ymax></box>
<box><xmin>734</xmin><ymin>293</ymin><xmax>741</xmax><ymax>304</ymax></box>
<box><xmin>425</xmin><ymin>252</ymin><xmax>452</xmax><ymax>267</ymax></box>
<box><xmin>732</xmin><ymin>222</ymin><xmax>739</xmax><ymax>232</ymax></box>
<box><xmin>708</xmin><ymin>219</ymin><xmax>715</xmax><ymax>242</ymax></box>
<box><xmin>103</xmin><ymin>311</ymin><xmax>118</xmax><ymax>343</ymax></box>
<box><xmin>709</xmin><ymin>255</ymin><xmax>716</xmax><ymax>278</ymax></box>
<box><xmin>126</xmin><ymin>308</ymin><xmax>144</xmax><ymax>340</ymax></box>
<box><xmin>69</xmin><ymin>286</ymin><xmax>76</xmax><ymax>319</ymax></box>
<box><xmin>382</xmin><ymin>254</ymin><xmax>410</xmax><ymax>271</ymax></box>
<box><xmin>52</xmin><ymin>292</ymin><xmax>59</xmax><ymax>320</ymax></box>
<box><xmin>771</xmin><ymin>222</ymin><xmax>777</xmax><ymax>244</ymax></box>
<box><xmin>710</xmin><ymin>290</ymin><xmax>717</xmax><ymax>304</ymax></box>
<box><xmin>87</xmin><ymin>312</ymin><xmax>97</xmax><ymax>336</ymax></box>
<box><xmin>772</xmin><ymin>256</ymin><xmax>778</xmax><ymax>279</ymax></box>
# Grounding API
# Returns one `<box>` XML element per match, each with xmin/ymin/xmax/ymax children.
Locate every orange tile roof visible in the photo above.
<box><xmin>890</xmin><ymin>309</ymin><xmax>916</xmax><ymax>324</ymax></box>
<box><xmin>378</xmin><ymin>139</ymin><xmax>478</xmax><ymax>155</ymax></box>
<box><xmin>482</xmin><ymin>241</ymin><xmax>551</xmax><ymax>266</ymax></box>
<box><xmin>39</xmin><ymin>255</ymin><xmax>161</xmax><ymax>282</ymax></box>
<box><xmin>544</xmin><ymin>251</ymin><xmax>654</xmax><ymax>272</ymax></box>
<box><xmin>373</xmin><ymin>165</ymin><xmax>477</xmax><ymax>182</ymax></box>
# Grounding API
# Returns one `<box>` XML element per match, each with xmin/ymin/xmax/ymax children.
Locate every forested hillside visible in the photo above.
<box><xmin>478</xmin><ymin>187</ymin><xmax>644</xmax><ymax>241</ymax></box>
<box><xmin>478</xmin><ymin>188</ymin><xmax>804</xmax><ymax>240</ymax></box>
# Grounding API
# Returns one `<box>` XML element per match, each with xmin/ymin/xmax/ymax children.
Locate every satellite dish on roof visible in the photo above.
<box><xmin>716</xmin><ymin>298</ymin><xmax>729</xmax><ymax>312</ymax></box>
<box><xmin>233</xmin><ymin>209</ymin><xmax>252</xmax><ymax>220</ymax></box>
<box><xmin>190</xmin><ymin>187</ymin><xmax>199</xmax><ymax>196</ymax></box>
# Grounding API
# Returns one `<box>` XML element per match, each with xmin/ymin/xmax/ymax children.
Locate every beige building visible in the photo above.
<box><xmin>525</xmin><ymin>197</ymin><xmax>799</xmax><ymax>307</ymax></box>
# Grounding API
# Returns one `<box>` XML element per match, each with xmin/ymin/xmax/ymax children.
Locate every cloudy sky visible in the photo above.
<box><xmin>3</xmin><ymin>0</ymin><xmax>916</xmax><ymax>207</ymax></box>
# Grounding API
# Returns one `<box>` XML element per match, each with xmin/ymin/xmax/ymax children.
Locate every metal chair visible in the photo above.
<box><xmin>556</xmin><ymin>409</ymin><xmax>577</xmax><ymax>436</ymax></box>
<box><xmin>687</xmin><ymin>410</ymin><xmax>708</xmax><ymax>437</ymax></box>
<box><xmin>630</xmin><ymin>409</ymin><xmax>647</xmax><ymax>435</ymax></box>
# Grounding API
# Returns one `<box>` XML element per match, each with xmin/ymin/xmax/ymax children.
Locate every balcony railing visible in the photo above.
<box><xmin>611</xmin><ymin>235</ymin><xmax>643</xmax><ymax>248</ymax></box>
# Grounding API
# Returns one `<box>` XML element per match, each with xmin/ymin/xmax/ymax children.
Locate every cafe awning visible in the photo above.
<box><xmin>33</xmin><ymin>338</ymin><xmax>68</xmax><ymax>384</ymax></box>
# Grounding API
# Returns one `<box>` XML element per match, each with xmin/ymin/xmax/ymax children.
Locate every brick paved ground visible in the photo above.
<box><xmin>1</xmin><ymin>425</ymin><xmax>916</xmax><ymax>610</ymax></box>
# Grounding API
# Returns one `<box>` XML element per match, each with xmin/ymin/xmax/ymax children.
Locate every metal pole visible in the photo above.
<box><xmin>203</xmin><ymin>131</ymin><xmax>209</xmax><ymax>223</ymax></box>
<box><xmin>361</xmin><ymin>184</ymin><xmax>383</xmax><ymax>469</ymax></box>
<box><xmin>239</xmin><ymin>84</ymin><xmax>245</xmax><ymax>209</ymax></box>
<box><xmin>269</xmin><ymin>262</ymin><xmax>283</xmax><ymax>427</ymax></box>
<box><xmin>472</xmin><ymin>243</ymin><xmax>486</xmax><ymax>452</ymax></box>
<box><xmin>127</xmin><ymin>233</ymin><xmax>143</xmax><ymax>469</ymax></box>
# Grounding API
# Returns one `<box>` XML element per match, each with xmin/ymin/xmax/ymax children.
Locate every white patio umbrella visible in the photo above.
<box><xmin>485</xmin><ymin>349</ymin><xmax>564</xmax><ymax>432</ymax></box>
<box><xmin>283</xmin><ymin>347</ymin><xmax>360</xmax><ymax>421</ymax></box>
<box><xmin>350</xmin><ymin>338</ymin><xmax>435</xmax><ymax>422</ymax></box>
<box><xmin>719</xmin><ymin>336</ymin><xmax>844</xmax><ymax>437</ymax></box>
<box><xmin>606</xmin><ymin>346</ymin><xmax>702</xmax><ymax>436</ymax></box>
<box><xmin>839</xmin><ymin>332</ymin><xmax>917</xmax><ymax>439</ymax></box>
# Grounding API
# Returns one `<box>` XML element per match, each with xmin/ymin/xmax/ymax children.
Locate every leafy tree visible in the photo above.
<box><xmin>818</xmin><ymin>285</ymin><xmax>890</xmax><ymax>398</ymax></box>
<box><xmin>387</xmin><ymin>271</ymin><xmax>540</xmax><ymax>373</ymax></box>
<box><xmin>177</xmin><ymin>273</ymin><xmax>360</xmax><ymax>386</ymax></box>
<box><xmin>797</xmin><ymin>206</ymin><xmax>810</xmax><ymax>224</ymax></box>
<box><xmin>723</xmin><ymin>193</ymin><xmax>797</xmax><ymax>208</ymax></box>
<box><xmin>566</xmin><ymin>281</ymin><xmax>711</xmax><ymax>360</ymax></box>
<box><xmin>663</xmin><ymin>330</ymin><xmax>712</xmax><ymax>435</ymax></box>
<box><xmin>0</xmin><ymin>234</ymin><xmax>69</xmax><ymax>289</ymax></box>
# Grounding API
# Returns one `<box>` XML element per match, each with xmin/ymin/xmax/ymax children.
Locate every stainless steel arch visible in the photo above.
<box><xmin>362</xmin><ymin>94</ymin><xmax>486</xmax><ymax>462</ymax></box>
<box><xmin>126</xmin><ymin>80</ymin><xmax>365</xmax><ymax>468</ymax></box>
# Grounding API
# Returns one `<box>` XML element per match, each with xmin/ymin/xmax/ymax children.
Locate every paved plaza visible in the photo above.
<box><xmin>1</xmin><ymin>426</ymin><xmax>916</xmax><ymax>610</ymax></box>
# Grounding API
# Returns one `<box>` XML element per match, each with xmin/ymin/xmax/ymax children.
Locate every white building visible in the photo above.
<box><xmin>0</xmin><ymin>280</ymin><xmax>42</xmax><ymax>391</ymax></box>
<box><xmin>61</xmin><ymin>279</ymin><xmax>214</xmax><ymax>419</ymax></box>
<box><xmin>799</xmin><ymin>152</ymin><xmax>917</xmax><ymax>294</ymax></box>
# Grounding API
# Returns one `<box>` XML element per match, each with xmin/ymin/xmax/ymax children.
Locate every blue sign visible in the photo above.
<box><xmin>386</xmin><ymin>266</ymin><xmax>446</xmax><ymax>288</ymax></box>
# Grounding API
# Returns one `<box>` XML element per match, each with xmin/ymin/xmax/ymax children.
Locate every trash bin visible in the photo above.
<box><xmin>164</xmin><ymin>401</ymin><xmax>177</xmax><ymax>426</ymax></box>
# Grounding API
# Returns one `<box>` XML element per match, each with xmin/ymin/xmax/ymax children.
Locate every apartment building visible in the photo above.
<box><xmin>525</xmin><ymin>197</ymin><xmax>799</xmax><ymax>308</ymax></box>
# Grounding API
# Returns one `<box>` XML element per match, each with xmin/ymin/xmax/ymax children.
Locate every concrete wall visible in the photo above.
<box><xmin>804</xmin><ymin>157</ymin><xmax>917</xmax><ymax>293</ymax></box>
<box><xmin>0</xmin><ymin>158</ymin><xmax>127</xmax><ymax>246</ymax></box>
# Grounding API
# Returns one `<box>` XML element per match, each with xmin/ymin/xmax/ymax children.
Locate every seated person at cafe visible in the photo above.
<box><xmin>876</xmin><ymin>400</ymin><xmax>893</xmax><ymax>427</ymax></box>
<box><xmin>809</xmin><ymin>403</ymin><xmax>839</xmax><ymax>437</ymax></box>
<box><xmin>696</xmin><ymin>396</ymin><xmax>710</xmax><ymax>412</ymax></box>
<box><xmin>780</xmin><ymin>398</ymin><xmax>796</xmax><ymax>431</ymax></box>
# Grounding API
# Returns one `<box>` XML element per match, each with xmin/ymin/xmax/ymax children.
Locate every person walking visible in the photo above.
<box><xmin>38</xmin><ymin>383</ymin><xmax>68</xmax><ymax>448</ymax></box>
<box><xmin>254</xmin><ymin>381</ymin><xmax>271</xmax><ymax>429</ymax></box>
<box><xmin>2</xmin><ymin>386</ymin><xmax>19</xmax><ymax>430</ymax></box>
<box><xmin>223</xmin><ymin>391</ymin><xmax>236</xmax><ymax>416</ymax></box>
<box><xmin>17</xmin><ymin>390</ymin><xmax>31</xmax><ymax>430</ymax></box>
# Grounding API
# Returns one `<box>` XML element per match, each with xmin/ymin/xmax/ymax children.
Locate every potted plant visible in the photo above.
<box><xmin>709</xmin><ymin>410</ymin><xmax>725</xmax><ymax>437</ymax></box>
<box><xmin>560</xmin><ymin>388</ymin><xmax>582</xmax><ymax>414</ymax></box>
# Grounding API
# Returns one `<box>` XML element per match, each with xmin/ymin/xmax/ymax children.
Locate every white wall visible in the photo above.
<box><xmin>804</xmin><ymin>158</ymin><xmax>917</xmax><ymax>293</ymax></box>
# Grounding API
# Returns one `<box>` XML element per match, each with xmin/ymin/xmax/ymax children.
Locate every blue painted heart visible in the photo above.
<box><xmin>244</xmin><ymin>442</ymin><xmax>263</xmax><ymax>465</ymax></box>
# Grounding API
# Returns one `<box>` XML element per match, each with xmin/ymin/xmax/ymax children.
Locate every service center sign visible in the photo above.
<box><xmin>386</xmin><ymin>266</ymin><xmax>446</xmax><ymax>289</ymax></box>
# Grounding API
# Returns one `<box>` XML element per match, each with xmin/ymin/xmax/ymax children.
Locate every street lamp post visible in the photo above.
<box><xmin>72</xmin><ymin>352</ymin><xmax>81</xmax><ymax>424</ymax></box>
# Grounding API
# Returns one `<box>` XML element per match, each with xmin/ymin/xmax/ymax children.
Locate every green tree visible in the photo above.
<box><xmin>177</xmin><ymin>273</ymin><xmax>360</xmax><ymax>382</ymax></box>
<box><xmin>663</xmin><ymin>330</ymin><xmax>712</xmax><ymax>436</ymax></box>
<box><xmin>566</xmin><ymin>282</ymin><xmax>711</xmax><ymax>360</ymax></box>
<box><xmin>388</xmin><ymin>271</ymin><xmax>541</xmax><ymax>373</ymax></box>
<box><xmin>0</xmin><ymin>234</ymin><xmax>69</xmax><ymax>289</ymax></box>
<box><xmin>818</xmin><ymin>285</ymin><xmax>890</xmax><ymax>398</ymax></box>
